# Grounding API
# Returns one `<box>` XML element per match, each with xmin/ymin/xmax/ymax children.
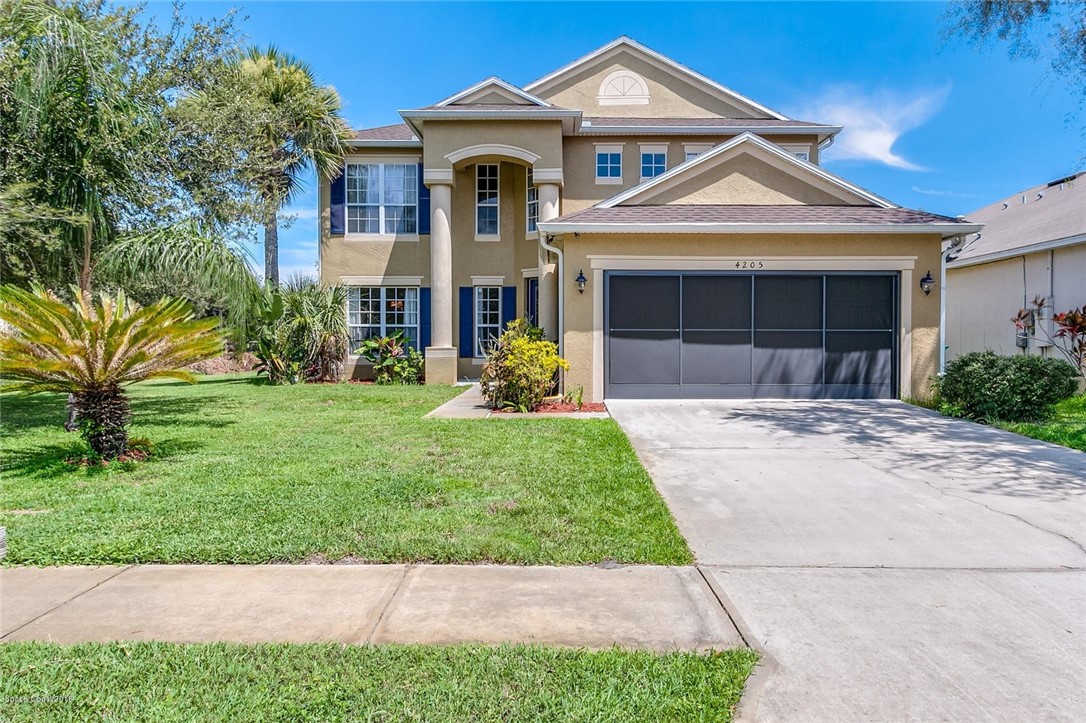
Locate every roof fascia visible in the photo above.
<box><xmin>948</xmin><ymin>232</ymin><xmax>1084</xmax><ymax>268</ymax></box>
<box><xmin>537</xmin><ymin>220</ymin><xmax>984</xmax><ymax>238</ymax></box>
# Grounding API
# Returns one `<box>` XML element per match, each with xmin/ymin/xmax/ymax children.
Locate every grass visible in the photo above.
<box><xmin>0</xmin><ymin>642</ymin><xmax>758</xmax><ymax>722</ymax></box>
<box><xmin>0</xmin><ymin>375</ymin><xmax>691</xmax><ymax>566</ymax></box>
<box><xmin>995</xmin><ymin>394</ymin><xmax>1086</xmax><ymax>452</ymax></box>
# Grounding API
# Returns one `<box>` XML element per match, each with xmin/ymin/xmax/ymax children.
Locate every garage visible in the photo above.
<box><xmin>605</xmin><ymin>272</ymin><xmax>898</xmax><ymax>399</ymax></box>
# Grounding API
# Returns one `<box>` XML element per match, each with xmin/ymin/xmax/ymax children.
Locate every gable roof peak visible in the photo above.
<box><xmin>525</xmin><ymin>36</ymin><xmax>789</xmax><ymax>120</ymax></box>
<box><xmin>433</xmin><ymin>76</ymin><xmax>552</xmax><ymax>108</ymax></box>
<box><xmin>598</xmin><ymin>132</ymin><xmax>897</xmax><ymax>210</ymax></box>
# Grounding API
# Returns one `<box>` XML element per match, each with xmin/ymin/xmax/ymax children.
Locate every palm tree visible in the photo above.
<box><xmin>281</xmin><ymin>277</ymin><xmax>350</xmax><ymax>382</ymax></box>
<box><xmin>0</xmin><ymin>285</ymin><xmax>223</xmax><ymax>459</ymax></box>
<box><xmin>235</xmin><ymin>47</ymin><xmax>352</xmax><ymax>285</ymax></box>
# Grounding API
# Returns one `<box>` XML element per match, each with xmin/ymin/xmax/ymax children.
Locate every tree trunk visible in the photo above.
<box><xmin>264</xmin><ymin>210</ymin><xmax>279</xmax><ymax>286</ymax></box>
<box><xmin>73</xmin><ymin>385</ymin><xmax>132</xmax><ymax>460</ymax></box>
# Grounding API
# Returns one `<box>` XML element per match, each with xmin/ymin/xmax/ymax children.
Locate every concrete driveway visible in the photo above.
<box><xmin>609</xmin><ymin>399</ymin><xmax>1086</xmax><ymax>722</ymax></box>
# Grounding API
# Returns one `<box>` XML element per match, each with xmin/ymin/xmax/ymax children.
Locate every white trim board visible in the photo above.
<box><xmin>586</xmin><ymin>255</ymin><xmax>917</xmax><ymax>271</ymax></box>
<box><xmin>339</xmin><ymin>275</ymin><xmax>423</xmax><ymax>286</ymax></box>
<box><xmin>540</xmin><ymin>221</ymin><xmax>982</xmax><ymax>237</ymax></box>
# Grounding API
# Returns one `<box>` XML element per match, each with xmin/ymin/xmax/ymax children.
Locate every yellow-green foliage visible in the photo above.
<box><xmin>480</xmin><ymin>319</ymin><xmax>568</xmax><ymax>411</ymax></box>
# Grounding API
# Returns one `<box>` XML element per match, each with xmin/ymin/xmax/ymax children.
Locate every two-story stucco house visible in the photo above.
<box><xmin>319</xmin><ymin>37</ymin><xmax>981</xmax><ymax>401</ymax></box>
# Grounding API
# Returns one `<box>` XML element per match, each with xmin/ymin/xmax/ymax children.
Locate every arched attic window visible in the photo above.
<box><xmin>597</xmin><ymin>70</ymin><xmax>650</xmax><ymax>106</ymax></box>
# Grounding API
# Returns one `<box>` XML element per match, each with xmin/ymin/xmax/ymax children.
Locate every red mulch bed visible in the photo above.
<box><xmin>493</xmin><ymin>401</ymin><xmax>607</xmax><ymax>414</ymax></box>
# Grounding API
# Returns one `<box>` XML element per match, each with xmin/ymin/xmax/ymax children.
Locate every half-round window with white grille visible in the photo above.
<box><xmin>597</xmin><ymin>70</ymin><xmax>650</xmax><ymax>106</ymax></box>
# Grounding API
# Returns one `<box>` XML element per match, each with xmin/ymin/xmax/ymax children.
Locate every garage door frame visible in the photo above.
<box><xmin>604</xmin><ymin>270</ymin><xmax>900</xmax><ymax>400</ymax></box>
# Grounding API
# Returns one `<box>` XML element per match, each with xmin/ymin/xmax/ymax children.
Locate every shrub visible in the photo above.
<box><xmin>249</xmin><ymin>280</ymin><xmax>350</xmax><ymax>384</ymax></box>
<box><xmin>0</xmin><ymin>284</ymin><xmax>222</xmax><ymax>459</ymax></box>
<box><xmin>480</xmin><ymin>319</ymin><xmax>569</xmax><ymax>412</ymax></box>
<box><xmin>357</xmin><ymin>332</ymin><xmax>424</xmax><ymax>384</ymax></box>
<box><xmin>938</xmin><ymin>351</ymin><xmax>1079</xmax><ymax>422</ymax></box>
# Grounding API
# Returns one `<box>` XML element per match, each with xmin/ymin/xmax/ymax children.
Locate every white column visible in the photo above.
<box><xmin>537</xmin><ymin>182</ymin><xmax>561</xmax><ymax>340</ymax></box>
<box><xmin>425</xmin><ymin>182</ymin><xmax>457</xmax><ymax>384</ymax></box>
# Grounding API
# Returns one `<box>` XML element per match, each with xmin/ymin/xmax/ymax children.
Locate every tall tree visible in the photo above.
<box><xmin>945</xmin><ymin>1</ymin><xmax>1086</xmax><ymax>108</ymax></box>
<box><xmin>0</xmin><ymin>0</ymin><xmax>257</xmax><ymax>305</ymax></box>
<box><xmin>192</xmin><ymin>47</ymin><xmax>352</xmax><ymax>285</ymax></box>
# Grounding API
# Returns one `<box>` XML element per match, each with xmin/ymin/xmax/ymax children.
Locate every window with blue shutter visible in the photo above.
<box><xmin>417</xmin><ymin>163</ymin><xmax>430</xmax><ymax>235</ymax></box>
<box><xmin>329</xmin><ymin>168</ymin><xmax>346</xmax><ymax>235</ymax></box>
<box><xmin>458</xmin><ymin>287</ymin><xmax>473</xmax><ymax>358</ymax></box>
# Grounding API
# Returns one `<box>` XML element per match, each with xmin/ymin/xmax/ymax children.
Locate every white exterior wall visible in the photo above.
<box><xmin>947</xmin><ymin>244</ymin><xmax>1086</xmax><ymax>359</ymax></box>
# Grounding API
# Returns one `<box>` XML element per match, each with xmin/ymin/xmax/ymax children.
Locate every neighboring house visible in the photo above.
<box><xmin>946</xmin><ymin>172</ymin><xmax>1086</xmax><ymax>360</ymax></box>
<box><xmin>319</xmin><ymin>36</ymin><xmax>980</xmax><ymax>401</ymax></box>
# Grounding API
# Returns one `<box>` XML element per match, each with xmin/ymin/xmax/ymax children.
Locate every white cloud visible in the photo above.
<box><xmin>911</xmin><ymin>186</ymin><xmax>978</xmax><ymax>198</ymax></box>
<box><xmin>795</xmin><ymin>83</ymin><xmax>952</xmax><ymax>171</ymax></box>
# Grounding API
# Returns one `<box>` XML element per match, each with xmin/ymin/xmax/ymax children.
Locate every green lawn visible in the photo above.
<box><xmin>0</xmin><ymin>375</ymin><xmax>690</xmax><ymax>566</ymax></box>
<box><xmin>0</xmin><ymin>642</ymin><xmax>757</xmax><ymax>722</ymax></box>
<box><xmin>995</xmin><ymin>394</ymin><xmax>1086</xmax><ymax>452</ymax></box>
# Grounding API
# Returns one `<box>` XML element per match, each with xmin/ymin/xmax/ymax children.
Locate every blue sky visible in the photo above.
<box><xmin>141</xmin><ymin>1</ymin><xmax>1082</xmax><ymax>278</ymax></box>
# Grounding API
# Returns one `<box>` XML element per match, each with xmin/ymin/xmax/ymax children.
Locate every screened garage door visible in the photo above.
<box><xmin>605</xmin><ymin>272</ymin><xmax>897</xmax><ymax>399</ymax></box>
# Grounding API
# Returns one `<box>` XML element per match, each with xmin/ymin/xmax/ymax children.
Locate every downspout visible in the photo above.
<box><xmin>539</xmin><ymin>232</ymin><xmax>565</xmax><ymax>358</ymax></box>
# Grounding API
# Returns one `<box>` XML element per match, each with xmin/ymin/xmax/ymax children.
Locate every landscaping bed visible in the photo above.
<box><xmin>493</xmin><ymin>400</ymin><xmax>608</xmax><ymax>414</ymax></box>
<box><xmin>0</xmin><ymin>642</ymin><xmax>757</xmax><ymax>722</ymax></box>
<box><xmin>0</xmin><ymin>375</ymin><xmax>690</xmax><ymax>566</ymax></box>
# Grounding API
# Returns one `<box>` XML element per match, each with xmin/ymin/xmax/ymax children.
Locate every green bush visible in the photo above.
<box><xmin>357</xmin><ymin>332</ymin><xmax>424</xmax><ymax>384</ymax></box>
<box><xmin>480</xmin><ymin>319</ymin><xmax>569</xmax><ymax>412</ymax></box>
<box><xmin>938</xmin><ymin>351</ymin><xmax>1079</xmax><ymax>422</ymax></box>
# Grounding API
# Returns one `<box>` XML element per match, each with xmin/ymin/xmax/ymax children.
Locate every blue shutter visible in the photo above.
<box><xmin>419</xmin><ymin>287</ymin><xmax>431</xmax><ymax>351</ymax></box>
<box><xmin>417</xmin><ymin>163</ymin><xmax>430</xmax><ymax>235</ymax></box>
<box><xmin>458</xmin><ymin>287</ymin><xmax>473</xmax><ymax>358</ymax></box>
<box><xmin>501</xmin><ymin>286</ymin><xmax>517</xmax><ymax>332</ymax></box>
<box><xmin>329</xmin><ymin>167</ymin><xmax>346</xmax><ymax>235</ymax></box>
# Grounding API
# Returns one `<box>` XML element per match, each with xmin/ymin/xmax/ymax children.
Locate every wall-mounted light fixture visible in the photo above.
<box><xmin>575</xmin><ymin>270</ymin><xmax>587</xmax><ymax>294</ymax></box>
<box><xmin>920</xmin><ymin>270</ymin><xmax>935</xmax><ymax>295</ymax></box>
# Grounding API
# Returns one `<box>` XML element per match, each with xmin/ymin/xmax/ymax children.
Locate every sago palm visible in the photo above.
<box><xmin>0</xmin><ymin>285</ymin><xmax>223</xmax><ymax>459</ymax></box>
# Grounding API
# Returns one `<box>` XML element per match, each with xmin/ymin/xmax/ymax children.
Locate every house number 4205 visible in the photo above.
<box><xmin>734</xmin><ymin>261</ymin><xmax>765</xmax><ymax>269</ymax></box>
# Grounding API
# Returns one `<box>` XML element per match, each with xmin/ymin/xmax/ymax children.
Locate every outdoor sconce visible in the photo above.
<box><xmin>919</xmin><ymin>270</ymin><xmax>935</xmax><ymax>295</ymax></box>
<box><xmin>575</xmin><ymin>270</ymin><xmax>587</xmax><ymax>294</ymax></box>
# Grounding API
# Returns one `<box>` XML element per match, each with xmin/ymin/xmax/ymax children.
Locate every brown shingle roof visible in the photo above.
<box><xmin>419</xmin><ymin>102</ymin><xmax>573</xmax><ymax>111</ymax></box>
<box><xmin>552</xmin><ymin>204</ymin><xmax>970</xmax><ymax>226</ymax></box>
<box><xmin>352</xmin><ymin>123</ymin><xmax>416</xmax><ymax>141</ymax></box>
<box><xmin>581</xmin><ymin>117</ymin><xmax>836</xmax><ymax>129</ymax></box>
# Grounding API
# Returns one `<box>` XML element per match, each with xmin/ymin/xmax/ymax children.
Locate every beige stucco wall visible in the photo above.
<box><xmin>560</xmin><ymin>232</ymin><xmax>944</xmax><ymax>402</ymax></box>
<box><xmin>946</xmin><ymin>244</ymin><xmax>1086</xmax><ymax>360</ymax></box>
<box><xmin>420</xmin><ymin>120</ymin><xmax>564</xmax><ymax>171</ymax></box>
<box><xmin>560</xmin><ymin>134</ymin><xmax>822</xmax><ymax>213</ymax></box>
<box><xmin>649</xmin><ymin>153</ymin><xmax>848</xmax><ymax>206</ymax></box>
<box><xmin>534</xmin><ymin>50</ymin><xmax>758</xmax><ymax>119</ymax></box>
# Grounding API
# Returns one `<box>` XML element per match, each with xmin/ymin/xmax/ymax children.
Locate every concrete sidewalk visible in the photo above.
<box><xmin>0</xmin><ymin>564</ymin><xmax>741</xmax><ymax>651</ymax></box>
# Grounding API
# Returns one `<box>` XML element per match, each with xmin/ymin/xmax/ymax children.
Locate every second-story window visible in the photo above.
<box><xmin>526</xmin><ymin>168</ymin><xmax>539</xmax><ymax>233</ymax></box>
<box><xmin>595</xmin><ymin>146</ymin><xmax>623</xmax><ymax>183</ymax></box>
<box><xmin>345</xmin><ymin>163</ymin><xmax>418</xmax><ymax>235</ymax></box>
<box><xmin>640</xmin><ymin>145</ymin><xmax>668</xmax><ymax>180</ymax></box>
<box><xmin>476</xmin><ymin>164</ymin><xmax>499</xmax><ymax>236</ymax></box>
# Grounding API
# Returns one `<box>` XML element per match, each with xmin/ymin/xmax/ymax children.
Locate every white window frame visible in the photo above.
<box><xmin>526</xmin><ymin>167</ymin><xmax>539</xmax><ymax>236</ymax></box>
<box><xmin>683</xmin><ymin>143</ymin><xmax>712</xmax><ymax>162</ymax></box>
<box><xmin>347</xmin><ymin>286</ymin><xmax>420</xmax><ymax>351</ymax></box>
<box><xmin>594</xmin><ymin>143</ymin><xmax>624</xmax><ymax>185</ymax></box>
<box><xmin>345</xmin><ymin>162</ymin><xmax>419</xmax><ymax>238</ymax></box>
<box><xmin>476</xmin><ymin>164</ymin><xmax>500</xmax><ymax>240</ymax></box>
<box><xmin>473</xmin><ymin>286</ymin><xmax>502</xmax><ymax>357</ymax></box>
<box><xmin>639</xmin><ymin>143</ymin><xmax>669</xmax><ymax>181</ymax></box>
<box><xmin>780</xmin><ymin>144</ymin><xmax>813</xmax><ymax>163</ymax></box>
